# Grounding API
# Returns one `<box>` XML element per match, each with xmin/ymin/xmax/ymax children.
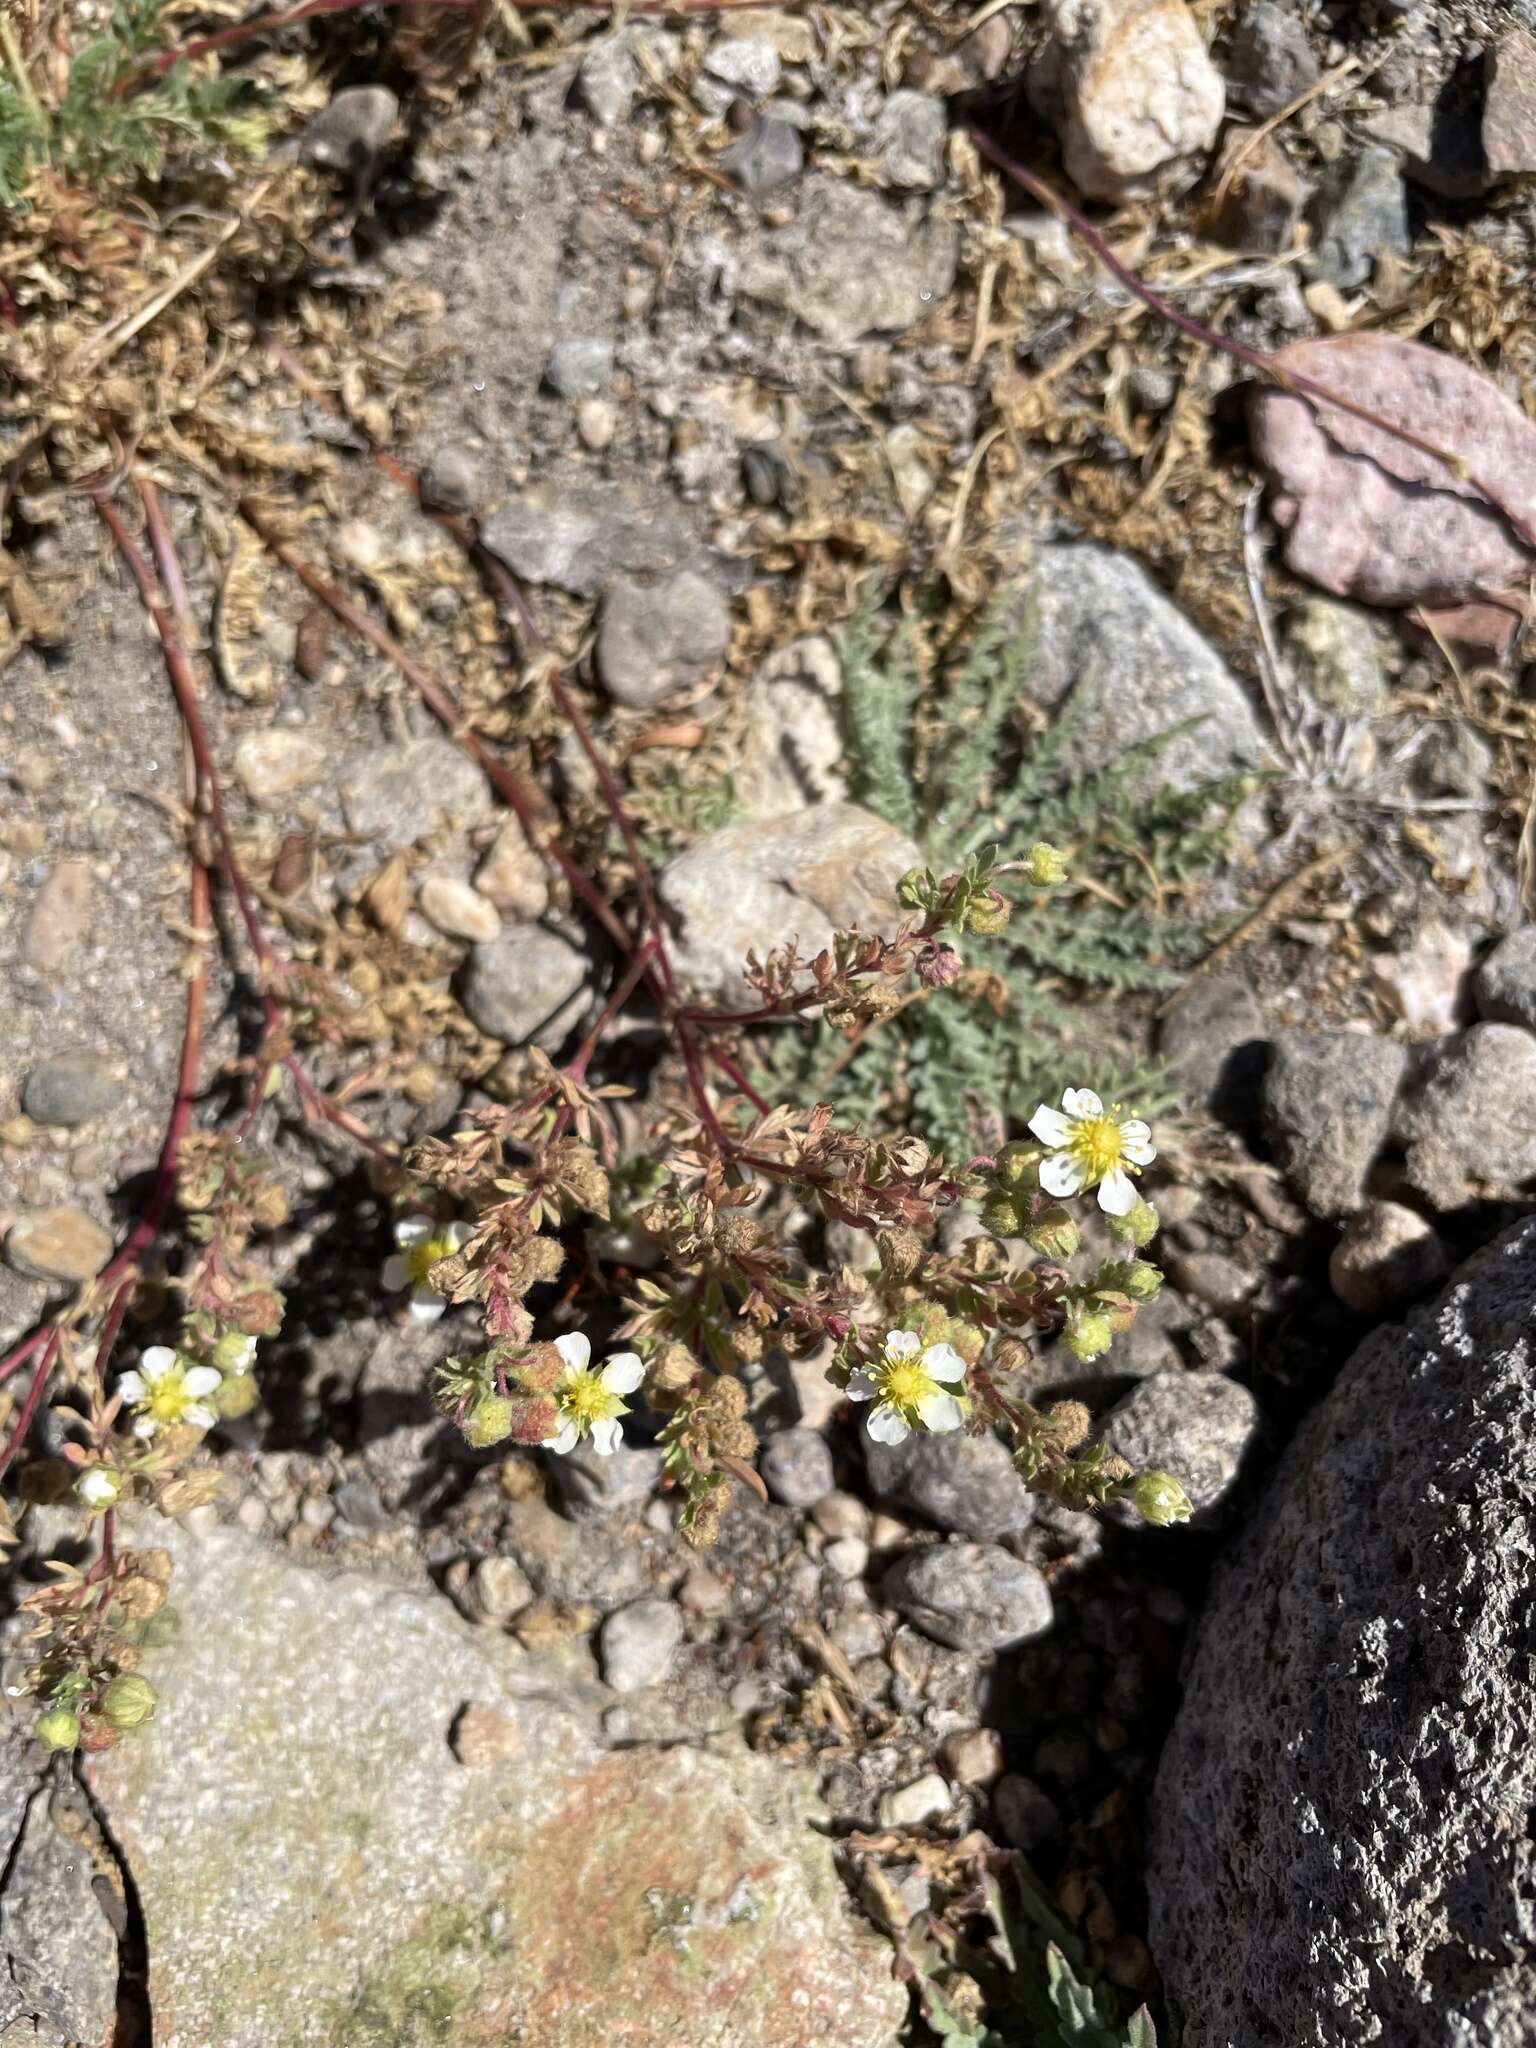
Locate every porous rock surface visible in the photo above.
<box><xmin>1151</xmin><ymin>1218</ymin><xmax>1536</xmax><ymax>2048</ymax></box>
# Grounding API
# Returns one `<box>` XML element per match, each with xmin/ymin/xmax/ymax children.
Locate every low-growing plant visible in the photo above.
<box><xmin>0</xmin><ymin>0</ymin><xmax>268</xmax><ymax>205</ymax></box>
<box><xmin>751</xmin><ymin>591</ymin><xmax>1255</xmax><ymax>1157</ymax></box>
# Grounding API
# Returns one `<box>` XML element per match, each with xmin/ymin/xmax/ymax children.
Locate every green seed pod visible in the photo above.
<box><xmin>992</xmin><ymin>1143</ymin><xmax>1040</xmax><ymax>1190</ymax></box>
<box><xmin>1131</xmin><ymin>1470</ymin><xmax>1193</xmax><ymax>1528</ymax></box>
<box><xmin>1023</xmin><ymin>841</ymin><xmax>1068</xmax><ymax>886</ymax></box>
<box><xmin>99</xmin><ymin>1673</ymin><xmax>157</xmax><ymax>1730</ymax></box>
<box><xmin>36</xmin><ymin>1707</ymin><xmax>80</xmax><ymax>1753</ymax></box>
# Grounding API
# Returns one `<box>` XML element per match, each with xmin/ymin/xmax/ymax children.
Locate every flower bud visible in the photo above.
<box><xmin>960</xmin><ymin>890</ymin><xmax>1011</xmax><ymax>936</ymax></box>
<box><xmin>461</xmin><ymin>1393</ymin><xmax>514</xmax><ymax>1449</ymax></box>
<box><xmin>1061</xmin><ymin>1305</ymin><xmax>1114</xmax><ymax>1364</ymax></box>
<box><xmin>898</xmin><ymin>866</ymin><xmax>935</xmax><ymax>909</ymax></box>
<box><xmin>1106</xmin><ymin>1197</ymin><xmax>1159</xmax><ymax>1249</ymax></box>
<box><xmin>1045</xmin><ymin>1399</ymin><xmax>1091</xmax><ymax>1450</ymax></box>
<box><xmin>100</xmin><ymin>1673</ymin><xmax>157</xmax><ymax>1730</ymax></box>
<box><xmin>649</xmin><ymin>1343</ymin><xmax>698</xmax><ymax>1395</ymax></box>
<box><xmin>36</xmin><ymin>1707</ymin><xmax>80</xmax><ymax>1752</ymax></box>
<box><xmin>506</xmin><ymin>1395</ymin><xmax>560</xmax><ymax>1446</ymax></box>
<box><xmin>75</xmin><ymin>1466</ymin><xmax>125</xmax><ymax>1512</ymax></box>
<box><xmin>1097</xmin><ymin>1258</ymin><xmax>1162</xmax><ymax>1303</ymax></box>
<box><xmin>1131</xmin><ymin>1470</ymin><xmax>1193</xmax><ymax>1528</ymax></box>
<box><xmin>992</xmin><ymin>1143</ymin><xmax>1040</xmax><ymax>1191</ymax></box>
<box><xmin>213</xmin><ymin>1331</ymin><xmax>258</xmax><ymax>1374</ymax></box>
<box><xmin>1023</xmin><ymin>841</ymin><xmax>1068</xmax><ymax>886</ymax></box>
<box><xmin>1022</xmin><ymin>1207</ymin><xmax>1079</xmax><ymax>1261</ymax></box>
<box><xmin>980</xmin><ymin>1194</ymin><xmax>1024</xmax><ymax>1240</ymax></box>
<box><xmin>876</xmin><ymin>1227</ymin><xmax>923</xmax><ymax>1282</ymax></box>
<box><xmin>215</xmin><ymin>1372</ymin><xmax>260</xmax><ymax>1420</ymax></box>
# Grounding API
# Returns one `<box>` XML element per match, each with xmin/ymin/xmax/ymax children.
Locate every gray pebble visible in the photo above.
<box><xmin>459</xmin><ymin>926</ymin><xmax>591</xmax><ymax>1050</ymax></box>
<box><xmin>874</xmin><ymin>89</ymin><xmax>948</xmax><ymax>190</ymax></box>
<box><xmin>864</xmin><ymin>1430</ymin><xmax>1033</xmax><ymax>1541</ymax></box>
<box><xmin>720</xmin><ymin>114</ymin><xmax>804</xmax><ymax>195</ymax></box>
<box><xmin>882</xmin><ymin>1541</ymin><xmax>1053</xmax><ymax>1654</ymax></box>
<box><xmin>301</xmin><ymin>85</ymin><xmax>398</xmax><ymax>174</ymax></box>
<box><xmin>21</xmin><ymin>1052</ymin><xmax>119</xmax><ymax>1128</ymax></box>
<box><xmin>760</xmin><ymin>1427</ymin><xmax>834</xmax><ymax>1508</ymax></box>
<box><xmin>1102</xmin><ymin>1371</ymin><xmax>1259</xmax><ymax>1526</ymax></box>
<box><xmin>596</xmin><ymin>570</ymin><xmax>730</xmax><ymax>709</ymax></box>
<box><xmin>545</xmin><ymin>338</ymin><xmax>615</xmax><ymax>400</ymax></box>
<box><xmin>1474</xmin><ymin>925</ymin><xmax>1536</xmax><ymax>1033</ymax></box>
<box><xmin>599</xmin><ymin>1597</ymin><xmax>684</xmax><ymax>1693</ymax></box>
<box><xmin>547</xmin><ymin>1439</ymin><xmax>662</xmax><ymax>1522</ymax></box>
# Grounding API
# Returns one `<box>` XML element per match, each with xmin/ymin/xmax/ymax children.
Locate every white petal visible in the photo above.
<box><xmin>884</xmin><ymin>1330</ymin><xmax>921</xmax><ymax>1359</ymax></box>
<box><xmin>599</xmin><ymin>1351</ymin><xmax>645</xmax><ymax>1395</ymax></box>
<box><xmin>1028</xmin><ymin>1104</ymin><xmax>1072</xmax><ymax>1147</ymax></box>
<box><xmin>395</xmin><ymin>1214</ymin><xmax>434</xmax><ymax>1246</ymax></box>
<box><xmin>116</xmin><ymin>1372</ymin><xmax>146</xmax><ymax>1406</ymax></box>
<box><xmin>1120</xmin><ymin>1126</ymin><xmax>1157</xmax><ymax>1166</ymax></box>
<box><xmin>865</xmin><ymin>1404</ymin><xmax>910</xmax><ymax>1446</ymax></box>
<box><xmin>182</xmin><ymin>1366</ymin><xmax>223</xmax><ymax>1399</ymax></box>
<box><xmin>921</xmin><ymin>1343</ymin><xmax>966</xmax><ymax>1383</ymax></box>
<box><xmin>1097</xmin><ymin>1168</ymin><xmax>1138</xmax><ymax>1216</ymax></box>
<box><xmin>845</xmin><ymin>1370</ymin><xmax>877</xmax><ymax>1402</ymax></box>
<box><xmin>589</xmin><ymin>1417</ymin><xmax>623</xmax><ymax>1456</ymax></box>
<box><xmin>1061</xmin><ymin>1087</ymin><xmax>1102</xmax><ymax>1117</ymax></box>
<box><xmin>443</xmin><ymin>1221</ymin><xmax>473</xmax><ymax>1250</ymax></box>
<box><xmin>138</xmin><ymin>1347</ymin><xmax>177</xmax><ymax>1381</ymax></box>
<box><xmin>132</xmin><ymin>1416</ymin><xmax>158</xmax><ymax>1440</ymax></box>
<box><xmin>554</xmin><ymin>1332</ymin><xmax>591</xmax><ymax>1373</ymax></box>
<box><xmin>546</xmin><ymin>1421</ymin><xmax>581</xmax><ymax>1455</ymax></box>
<box><xmin>917</xmin><ymin>1391</ymin><xmax>964</xmax><ymax>1433</ymax></box>
<box><xmin>1039</xmin><ymin>1152</ymin><xmax>1087</xmax><ymax>1197</ymax></box>
<box><xmin>407</xmin><ymin>1287</ymin><xmax>446</xmax><ymax>1323</ymax></box>
<box><xmin>182</xmin><ymin>1402</ymin><xmax>217</xmax><ymax>1431</ymax></box>
<box><xmin>381</xmin><ymin>1254</ymin><xmax>410</xmax><ymax>1292</ymax></box>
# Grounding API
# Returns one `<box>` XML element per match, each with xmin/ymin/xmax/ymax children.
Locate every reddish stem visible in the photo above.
<box><xmin>967</xmin><ymin>127</ymin><xmax>1536</xmax><ymax>556</ymax></box>
<box><xmin>0</xmin><ymin>1332</ymin><xmax>61</xmax><ymax>1487</ymax></box>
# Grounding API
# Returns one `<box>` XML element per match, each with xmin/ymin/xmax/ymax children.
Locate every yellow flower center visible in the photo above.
<box><xmin>145</xmin><ymin>1371</ymin><xmax>193</xmax><ymax>1425</ymax></box>
<box><xmin>559</xmin><ymin>1372</ymin><xmax>625</xmax><ymax>1428</ymax></box>
<box><xmin>405</xmin><ymin>1234</ymin><xmax>457</xmax><ymax>1285</ymax></box>
<box><xmin>877</xmin><ymin>1357</ymin><xmax>938</xmax><ymax>1418</ymax></box>
<box><xmin>1069</xmin><ymin>1114</ymin><xmax>1126</xmax><ymax>1181</ymax></box>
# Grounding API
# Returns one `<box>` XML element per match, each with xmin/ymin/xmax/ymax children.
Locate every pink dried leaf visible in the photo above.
<box><xmin>1249</xmin><ymin>334</ymin><xmax>1536</xmax><ymax>607</ymax></box>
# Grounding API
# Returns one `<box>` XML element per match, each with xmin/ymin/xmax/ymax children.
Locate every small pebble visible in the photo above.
<box><xmin>21</xmin><ymin>1053</ymin><xmax>118</xmax><ymax>1128</ymax></box>
<box><xmin>823</xmin><ymin>1536</ymin><xmax>869</xmax><ymax>1582</ymax></box>
<box><xmin>878</xmin><ymin>1773</ymin><xmax>951</xmax><ymax>1828</ymax></box>
<box><xmin>421</xmin><ymin>445</ymin><xmax>481</xmax><ymax>514</ymax></box>
<box><xmin>23</xmin><ymin>861</ymin><xmax>94</xmax><ymax>974</ymax></box>
<box><xmin>575</xmin><ymin>398</ymin><xmax>618</xmax><ymax>451</ymax></box>
<box><xmin>942</xmin><ymin>1727</ymin><xmax>1005</xmax><ymax>1786</ymax></box>
<box><xmin>470</xmin><ymin>1555</ymin><xmax>535</xmax><ymax>1623</ymax></box>
<box><xmin>545</xmin><ymin>338</ymin><xmax>615</xmax><ymax>399</ymax></box>
<box><xmin>759</xmin><ymin>1428</ymin><xmax>834</xmax><ymax>1507</ymax></box>
<box><xmin>234</xmin><ymin>730</ymin><xmax>328</xmax><ymax>807</ymax></box>
<box><xmin>6</xmin><ymin>1207</ymin><xmax>114</xmax><ymax>1283</ymax></box>
<box><xmin>811</xmin><ymin>1492</ymin><xmax>870</xmax><ymax>1542</ymax></box>
<box><xmin>599</xmin><ymin>1598</ymin><xmax>685</xmax><ymax>1694</ymax></box>
<box><xmin>419</xmin><ymin>872</ymin><xmax>502</xmax><ymax>944</ymax></box>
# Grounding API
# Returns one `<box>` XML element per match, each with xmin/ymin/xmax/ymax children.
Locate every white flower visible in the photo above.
<box><xmin>846</xmin><ymin>1329</ymin><xmax>967</xmax><ymax>1447</ymax></box>
<box><xmin>116</xmin><ymin>1347</ymin><xmax>222</xmax><ymax>1440</ymax></box>
<box><xmin>1027</xmin><ymin>1088</ymin><xmax>1155</xmax><ymax>1216</ymax></box>
<box><xmin>382</xmin><ymin>1215</ymin><xmax>473</xmax><ymax>1322</ymax></box>
<box><xmin>543</xmin><ymin>1332</ymin><xmax>645</xmax><ymax>1457</ymax></box>
<box><xmin>75</xmin><ymin>1467</ymin><xmax>124</xmax><ymax>1511</ymax></box>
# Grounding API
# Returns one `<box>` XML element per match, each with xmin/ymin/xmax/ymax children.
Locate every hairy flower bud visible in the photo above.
<box><xmin>1022</xmin><ymin>1206</ymin><xmax>1079</xmax><ymax>1261</ymax></box>
<box><xmin>215</xmin><ymin>1372</ymin><xmax>260</xmax><ymax>1421</ymax></box>
<box><xmin>1106</xmin><ymin>1196</ymin><xmax>1159</xmax><ymax>1249</ymax></box>
<box><xmin>99</xmin><ymin>1673</ymin><xmax>157</xmax><ymax>1730</ymax></box>
<box><xmin>980</xmin><ymin>1193</ymin><xmax>1023</xmax><ymax>1239</ymax></box>
<box><xmin>1045</xmin><ymin>1400</ymin><xmax>1091</xmax><ymax>1451</ymax></box>
<box><xmin>1132</xmin><ymin>1469</ymin><xmax>1193</xmax><ymax>1527</ymax></box>
<box><xmin>712</xmin><ymin>1214</ymin><xmax>761</xmax><ymax>1258</ymax></box>
<box><xmin>727</xmin><ymin>1324</ymin><xmax>764</xmax><ymax>1365</ymax></box>
<box><xmin>1023</xmin><ymin>841</ymin><xmax>1068</xmax><ymax>886</ymax></box>
<box><xmin>506</xmin><ymin>1395</ymin><xmax>560</xmax><ymax>1446</ymax></box>
<box><xmin>916</xmin><ymin>941</ymin><xmax>961</xmax><ymax>988</ymax></box>
<box><xmin>876</xmin><ymin>1226</ymin><xmax>924</xmax><ymax>1282</ymax></box>
<box><xmin>992</xmin><ymin>1143</ymin><xmax>1040</xmax><ymax>1191</ymax></box>
<box><xmin>462</xmin><ymin>1393</ymin><xmax>514</xmax><ymax>1449</ymax></box>
<box><xmin>36</xmin><ymin>1707</ymin><xmax>80</xmax><ymax>1753</ymax></box>
<box><xmin>1061</xmin><ymin>1305</ymin><xmax>1114</xmax><ymax>1364</ymax></box>
<box><xmin>649</xmin><ymin>1343</ymin><xmax>698</xmax><ymax>1395</ymax></box>
<box><xmin>75</xmin><ymin>1466</ymin><xmax>124</xmax><ymax>1512</ymax></box>
<box><xmin>960</xmin><ymin>890</ymin><xmax>1011</xmax><ymax>936</ymax></box>
<box><xmin>510</xmin><ymin>1344</ymin><xmax>563</xmax><ymax>1395</ymax></box>
<box><xmin>988</xmin><ymin>1336</ymin><xmax>1032</xmax><ymax>1377</ymax></box>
